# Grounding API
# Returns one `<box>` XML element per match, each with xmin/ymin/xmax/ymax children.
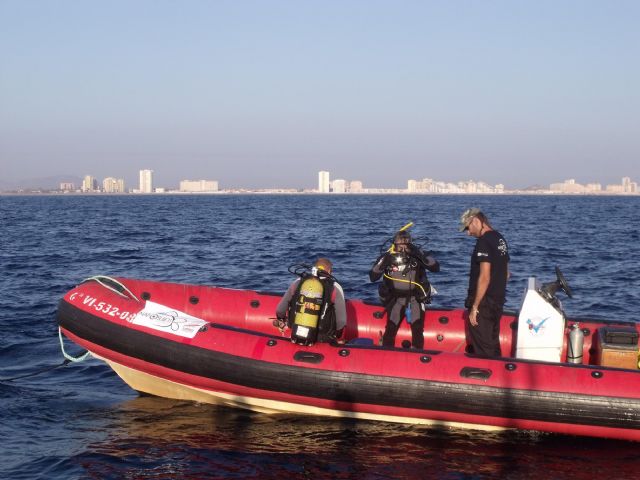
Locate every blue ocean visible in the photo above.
<box><xmin>2</xmin><ymin>194</ymin><xmax>640</xmax><ymax>479</ymax></box>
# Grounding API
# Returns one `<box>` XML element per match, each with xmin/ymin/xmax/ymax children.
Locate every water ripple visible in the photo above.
<box><xmin>2</xmin><ymin>194</ymin><xmax>640</xmax><ymax>479</ymax></box>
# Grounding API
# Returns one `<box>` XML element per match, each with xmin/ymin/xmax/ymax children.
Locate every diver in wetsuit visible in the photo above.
<box><xmin>369</xmin><ymin>230</ymin><xmax>440</xmax><ymax>349</ymax></box>
<box><xmin>276</xmin><ymin>258</ymin><xmax>346</xmax><ymax>345</ymax></box>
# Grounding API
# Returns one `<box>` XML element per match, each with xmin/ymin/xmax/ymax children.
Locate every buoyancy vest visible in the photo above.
<box><xmin>381</xmin><ymin>252</ymin><xmax>431</xmax><ymax>304</ymax></box>
<box><xmin>288</xmin><ymin>274</ymin><xmax>336</xmax><ymax>345</ymax></box>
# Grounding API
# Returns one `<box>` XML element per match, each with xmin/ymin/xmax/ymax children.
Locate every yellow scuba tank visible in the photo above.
<box><xmin>291</xmin><ymin>276</ymin><xmax>325</xmax><ymax>345</ymax></box>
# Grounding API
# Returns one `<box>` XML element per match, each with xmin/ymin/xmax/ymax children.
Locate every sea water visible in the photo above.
<box><xmin>1</xmin><ymin>194</ymin><xmax>640</xmax><ymax>479</ymax></box>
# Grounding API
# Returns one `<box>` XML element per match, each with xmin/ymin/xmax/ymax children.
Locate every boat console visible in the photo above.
<box><xmin>515</xmin><ymin>267</ymin><xmax>572</xmax><ymax>362</ymax></box>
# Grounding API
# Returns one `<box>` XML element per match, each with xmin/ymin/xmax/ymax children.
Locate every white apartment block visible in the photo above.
<box><xmin>103</xmin><ymin>177</ymin><xmax>126</xmax><ymax>193</ymax></box>
<box><xmin>550</xmin><ymin>179</ymin><xmax>585</xmax><ymax>193</ymax></box>
<box><xmin>139</xmin><ymin>169</ymin><xmax>153</xmax><ymax>193</ymax></box>
<box><xmin>82</xmin><ymin>175</ymin><xmax>97</xmax><ymax>192</ymax></box>
<box><xmin>551</xmin><ymin>177</ymin><xmax>637</xmax><ymax>194</ymax></box>
<box><xmin>621</xmin><ymin>177</ymin><xmax>638</xmax><ymax>193</ymax></box>
<box><xmin>408</xmin><ymin>178</ymin><xmax>437</xmax><ymax>193</ymax></box>
<box><xmin>179</xmin><ymin>180</ymin><xmax>219</xmax><ymax>192</ymax></box>
<box><xmin>318</xmin><ymin>171</ymin><xmax>330</xmax><ymax>193</ymax></box>
<box><xmin>331</xmin><ymin>179</ymin><xmax>347</xmax><ymax>193</ymax></box>
<box><xmin>407</xmin><ymin>177</ymin><xmax>503</xmax><ymax>194</ymax></box>
<box><xmin>349</xmin><ymin>180</ymin><xmax>363</xmax><ymax>193</ymax></box>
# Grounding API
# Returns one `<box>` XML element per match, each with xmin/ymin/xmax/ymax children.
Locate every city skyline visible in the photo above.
<box><xmin>1</xmin><ymin>2</ymin><xmax>639</xmax><ymax>190</ymax></box>
<box><xmin>3</xmin><ymin>160</ymin><xmax>640</xmax><ymax>194</ymax></box>
<box><xmin>3</xmin><ymin>168</ymin><xmax>637</xmax><ymax>195</ymax></box>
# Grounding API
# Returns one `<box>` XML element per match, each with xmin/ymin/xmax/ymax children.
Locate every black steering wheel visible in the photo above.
<box><xmin>555</xmin><ymin>266</ymin><xmax>573</xmax><ymax>298</ymax></box>
<box><xmin>541</xmin><ymin>266</ymin><xmax>573</xmax><ymax>301</ymax></box>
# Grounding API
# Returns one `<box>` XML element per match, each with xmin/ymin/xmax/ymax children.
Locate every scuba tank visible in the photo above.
<box><xmin>290</xmin><ymin>274</ymin><xmax>326</xmax><ymax>346</ymax></box>
<box><xmin>567</xmin><ymin>323</ymin><xmax>584</xmax><ymax>364</ymax></box>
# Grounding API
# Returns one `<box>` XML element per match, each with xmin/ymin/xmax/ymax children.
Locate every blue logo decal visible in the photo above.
<box><xmin>527</xmin><ymin>317</ymin><xmax>549</xmax><ymax>333</ymax></box>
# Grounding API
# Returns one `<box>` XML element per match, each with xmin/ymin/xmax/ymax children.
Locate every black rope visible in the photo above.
<box><xmin>0</xmin><ymin>359</ymin><xmax>72</xmax><ymax>383</ymax></box>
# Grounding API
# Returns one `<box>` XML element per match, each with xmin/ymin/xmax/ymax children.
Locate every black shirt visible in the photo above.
<box><xmin>467</xmin><ymin>230</ymin><xmax>509</xmax><ymax>306</ymax></box>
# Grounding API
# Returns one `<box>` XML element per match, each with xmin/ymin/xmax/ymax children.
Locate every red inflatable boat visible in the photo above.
<box><xmin>57</xmin><ymin>274</ymin><xmax>640</xmax><ymax>441</ymax></box>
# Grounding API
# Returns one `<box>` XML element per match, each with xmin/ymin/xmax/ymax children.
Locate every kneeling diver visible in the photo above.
<box><xmin>276</xmin><ymin>258</ymin><xmax>347</xmax><ymax>345</ymax></box>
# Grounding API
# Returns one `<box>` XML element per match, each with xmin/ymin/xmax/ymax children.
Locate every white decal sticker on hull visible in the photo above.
<box><xmin>133</xmin><ymin>301</ymin><xmax>207</xmax><ymax>338</ymax></box>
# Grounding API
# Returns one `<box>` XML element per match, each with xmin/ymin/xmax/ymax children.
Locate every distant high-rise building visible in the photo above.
<box><xmin>349</xmin><ymin>180</ymin><xmax>363</xmax><ymax>193</ymax></box>
<box><xmin>59</xmin><ymin>182</ymin><xmax>75</xmax><ymax>191</ymax></box>
<box><xmin>331</xmin><ymin>179</ymin><xmax>347</xmax><ymax>193</ymax></box>
<box><xmin>318</xmin><ymin>171</ymin><xmax>330</xmax><ymax>193</ymax></box>
<box><xmin>82</xmin><ymin>175</ymin><xmax>97</xmax><ymax>192</ymax></box>
<box><xmin>621</xmin><ymin>177</ymin><xmax>636</xmax><ymax>193</ymax></box>
<box><xmin>605</xmin><ymin>184</ymin><xmax>624</xmax><ymax>193</ymax></box>
<box><xmin>139</xmin><ymin>169</ymin><xmax>153</xmax><ymax>193</ymax></box>
<box><xmin>179</xmin><ymin>180</ymin><xmax>219</xmax><ymax>192</ymax></box>
<box><xmin>465</xmin><ymin>181</ymin><xmax>478</xmax><ymax>193</ymax></box>
<box><xmin>550</xmin><ymin>179</ymin><xmax>585</xmax><ymax>193</ymax></box>
<box><xmin>408</xmin><ymin>178</ymin><xmax>436</xmax><ymax>193</ymax></box>
<box><xmin>103</xmin><ymin>177</ymin><xmax>126</xmax><ymax>193</ymax></box>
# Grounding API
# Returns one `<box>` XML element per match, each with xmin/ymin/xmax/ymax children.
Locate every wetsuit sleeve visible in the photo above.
<box><xmin>369</xmin><ymin>254</ymin><xmax>389</xmax><ymax>282</ymax></box>
<box><xmin>332</xmin><ymin>282</ymin><xmax>347</xmax><ymax>331</ymax></box>
<box><xmin>275</xmin><ymin>279</ymin><xmax>300</xmax><ymax>319</ymax></box>
<box><xmin>412</xmin><ymin>247</ymin><xmax>440</xmax><ymax>273</ymax></box>
<box><xmin>423</xmin><ymin>252</ymin><xmax>440</xmax><ymax>273</ymax></box>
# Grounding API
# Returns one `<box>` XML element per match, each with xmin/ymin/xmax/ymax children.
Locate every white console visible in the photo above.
<box><xmin>515</xmin><ymin>277</ymin><xmax>566</xmax><ymax>362</ymax></box>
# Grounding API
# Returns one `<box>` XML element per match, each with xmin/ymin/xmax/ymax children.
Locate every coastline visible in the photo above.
<box><xmin>2</xmin><ymin>190</ymin><xmax>639</xmax><ymax>197</ymax></box>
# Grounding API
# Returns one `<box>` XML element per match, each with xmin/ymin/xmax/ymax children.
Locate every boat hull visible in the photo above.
<box><xmin>57</xmin><ymin>278</ymin><xmax>640</xmax><ymax>441</ymax></box>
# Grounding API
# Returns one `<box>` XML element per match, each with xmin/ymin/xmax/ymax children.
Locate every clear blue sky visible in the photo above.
<box><xmin>1</xmin><ymin>0</ymin><xmax>639</xmax><ymax>189</ymax></box>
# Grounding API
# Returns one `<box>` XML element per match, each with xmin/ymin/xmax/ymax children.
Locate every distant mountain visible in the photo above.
<box><xmin>0</xmin><ymin>175</ymin><xmax>82</xmax><ymax>191</ymax></box>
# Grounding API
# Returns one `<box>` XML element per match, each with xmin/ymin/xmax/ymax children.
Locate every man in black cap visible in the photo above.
<box><xmin>459</xmin><ymin>208</ymin><xmax>510</xmax><ymax>358</ymax></box>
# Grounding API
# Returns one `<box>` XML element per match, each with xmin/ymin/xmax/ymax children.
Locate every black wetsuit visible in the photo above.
<box><xmin>370</xmin><ymin>245</ymin><xmax>439</xmax><ymax>349</ymax></box>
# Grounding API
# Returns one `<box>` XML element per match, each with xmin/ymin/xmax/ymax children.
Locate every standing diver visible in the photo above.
<box><xmin>369</xmin><ymin>227</ymin><xmax>440</xmax><ymax>349</ymax></box>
